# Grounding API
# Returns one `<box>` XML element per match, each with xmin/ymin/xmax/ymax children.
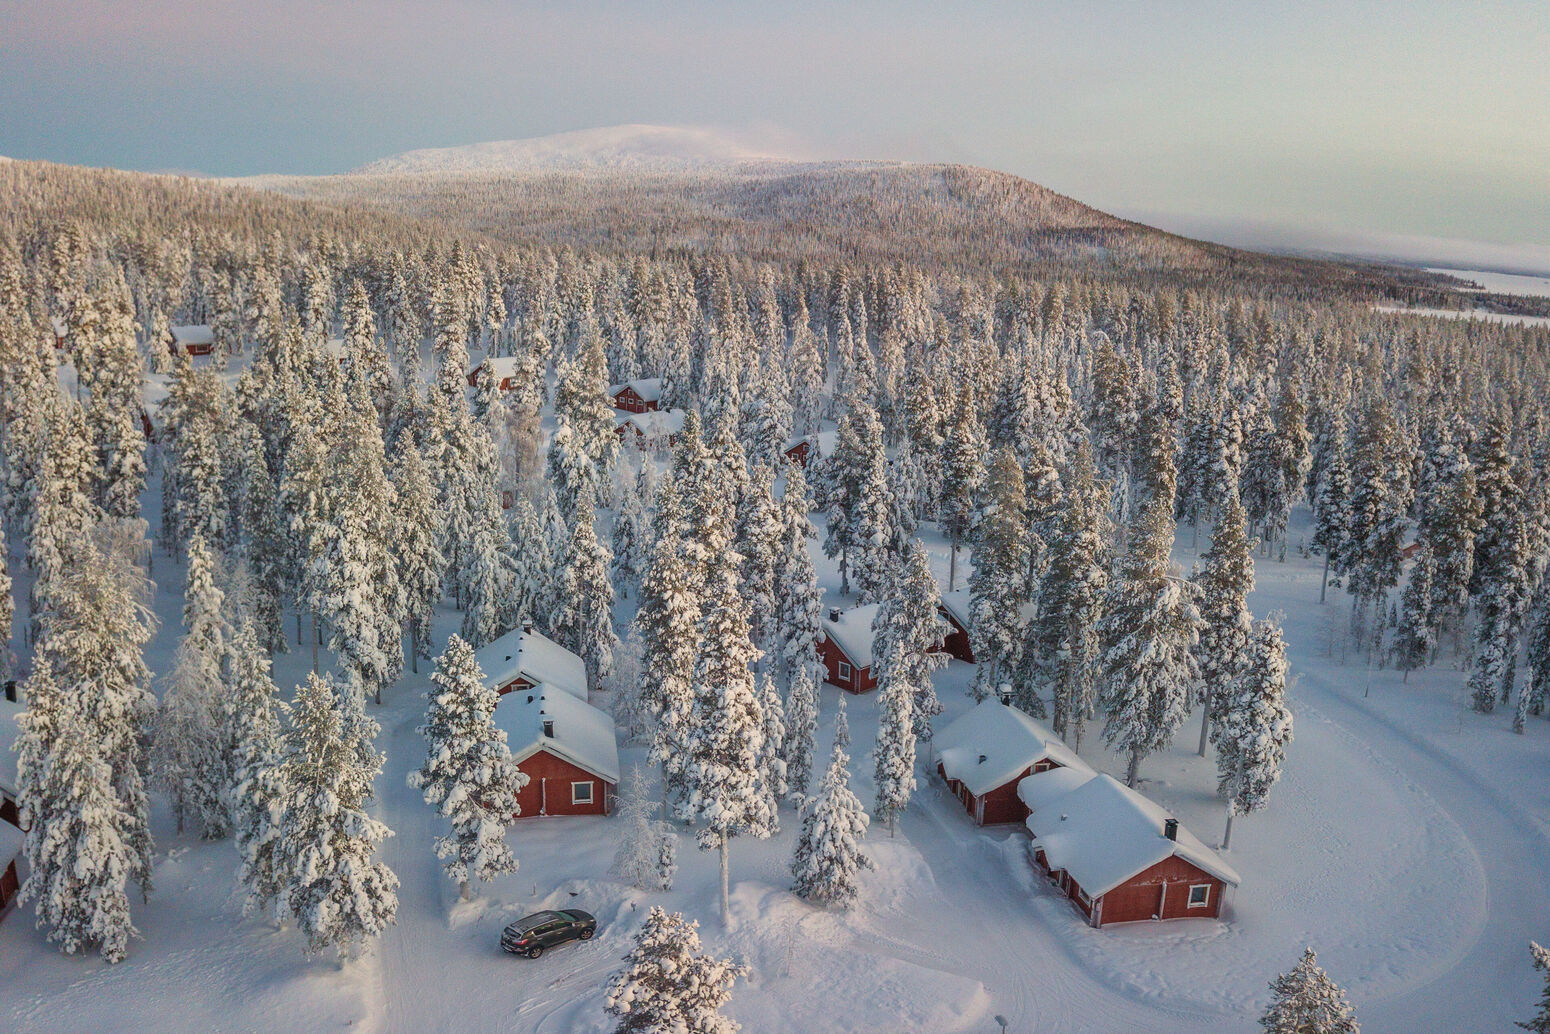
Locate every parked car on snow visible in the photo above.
<box><xmin>501</xmin><ymin>909</ymin><xmax>597</xmax><ymax>958</ymax></box>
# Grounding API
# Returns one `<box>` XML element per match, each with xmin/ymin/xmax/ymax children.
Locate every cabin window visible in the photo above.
<box><xmin>571</xmin><ymin>781</ymin><xmax>594</xmax><ymax>805</ymax></box>
<box><xmin>1187</xmin><ymin>883</ymin><xmax>1210</xmax><ymax>908</ymax></box>
<box><xmin>838</xmin><ymin>661</ymin><xmax>853</xmax><ymax>681</ymax></box>
<box><xmin>1076</xmin><ymin>886</ymin><xmax>1092</xmax><ymax>908</ymax></box>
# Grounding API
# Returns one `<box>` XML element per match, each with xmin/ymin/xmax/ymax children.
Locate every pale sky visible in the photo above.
<box><xmin>3</xmin><ymin>1</ymin><xmax>1546</xmax><ymax>271</ymax></box>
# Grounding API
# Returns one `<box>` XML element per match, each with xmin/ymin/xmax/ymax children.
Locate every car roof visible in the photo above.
<box><xmin>515</xmin><ymin>910</ymin><xmax>564</xmax><ymax>928</ymax></box>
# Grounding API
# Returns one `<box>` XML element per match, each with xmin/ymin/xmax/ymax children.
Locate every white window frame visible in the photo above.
<box><xmin>1076</xmin><ymin>886</ymin><xmax>1092</xmax><ymax>908</ymax></box>
<box><xmin>1187</xmin><ymin>883</ymin><xmax>1211</xmax><ymax>908</ymax></box>
<box><xmin>838</xmin><ymin>661</ymin><xmax>853</xmax><ymax>681</ymax></box>
<box><xmin>571</xmin><ymin>781</ymin><xmax>594</xmax><ymax>805</ymax></box>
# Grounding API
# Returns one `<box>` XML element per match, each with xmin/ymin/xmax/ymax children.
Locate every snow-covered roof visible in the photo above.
<box><xmin>937</xmin><ymin>587</ymin><xmax>1035</xmax><ymax>632</ymax></box>
<box><xmin>0</xmin><ymin>697</ymin><xmax>20</xmax><ymax>798</ymax></box>
<box><xmin>476</xmin><ymin>355</ymin><xmax>522</xmax><ymax>379</ymax></box>
<box><xmin>169</xmin><ymin>324</ymin><xmax>213</xmax><ymax>345</ymax></box>
<box><xmin>0</xmin><ymin>819</ymin><xmax>21</xmax><ymax>867</ymax></box>
<box><xmin>935</xmin><ymin>699</ymin><xmax>1090</xmax><ymax>797</ymax></box>
<box><xmin>820</xmin><ymin>602</ymin><xmax>882</xmax><ymax>670</ymax></box>
<box><xmin>472</xmin><ymin>626</ymin><xmax>588</xmax><ymax>700</ymax></box>
<box><xmin>492</xmin><ymin>684</ymin><xmax>620</xmax><ymax>785</ymax></box>
<box><xmin>785</xmin><ymin>430</ymin><xmax>839</xmax><ymax>459</ymax></box>
<box><xmin>1022</xmin><ymin>772</ymin><xmax>1241</xmax><ymax>896</ymax></box>
<box><xmin>615</xmin><ymin>408</ymin><xmax>686</xmax><ymax>440</ymax></box>
<box><xmin>50</xmin><ymin>316</ymin><xmax>67</xmax><ymax>338</ymax></box>
<box><xmin>609</xmin><ymin>377</ymin><xmax>663</xmax><ymax>402</ymax></box>
<box><xmin>323</xmin><ymin>337</ymin><xmax>348</xmax><ymax>359</ymax></box>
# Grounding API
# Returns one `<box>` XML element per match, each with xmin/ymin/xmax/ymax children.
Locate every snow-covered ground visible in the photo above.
<box><xmin>2</xmin><ymin>475</ymin><xmax>1546</xmax><ymax>1032</ymax></box>
<box><xmin>1426</xmin><ymin>267</ymin><xmax>1550</xmax><ymax>299</ymax></box>
<box><xmin>1373</xmin><ymin>304</ymin><xmax>1550</xmax><ymax>328</ymax></box>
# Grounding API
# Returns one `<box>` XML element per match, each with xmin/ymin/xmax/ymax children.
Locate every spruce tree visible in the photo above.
<box><xmin>636</xmin><ymin>479</ymin><xmax>701</xmax><ymax>810</ymax></box>
<box><xmin>610</xmin><ymin>767</ymin><xmax>677</xmax><ymax>892</ymax></box>
<box><xmin>556</xmin><ymin>495</ymin><xmax>618</xmax><ymax>691</ymax></box>
<box><xmin>939</xmin><ymin>385</ymin><xmax>986</xmax><ymax>591</ymax></box>
<box><xmin>392</xmin><ymin>442</ymin><xmax>446</xmax><ymax>672</ymax></box>
<box><xmin>1216</xmin><ymin>618</ymin><xmax>1294</xmax><ymax>849</ymax></box>
<box><xmin>1521</xmin><ymin>941</ymin><xmax>1550</xmax><ymax>1034</ymax></box>
<box><xmin>1392</xmin><ymin>547</ymin><xmax>1436</xmax><ymax>680</ymax></box>
<box><xmin>409</xmin><ymin>636</ymin><xmax>528</xmax><ymax>897</ymax></box>
<box><xmin>151</xmin><ymin>531</ymin><xmax>233</xmax><ymax>837</ymax></box>
<box><xmin>782</xmin><ymin>663</ymin><xmax>820</xmax><ymax>803</ymax></box>
<box><xmin>680</xmin><ymin>538</ymin><xmax>773</xmax><ymax>928</ymax></box>
<box><xmin>603</xmin><ymin>906</ymin><xmax>745</xmax><ymax>1034</ymax></box>
<box><xmin>276</xmin><ymin>672</ymin><xmax>399</xmax><ymax>957</ymax></box>
<box><xmin>968</xmin><ymin>446</ymin><xmax>1030</xmax><ymax>701</ymax></box>
<box><xmin>1099</xmin><ymin>496</ymin><xmax>1202</xmax><ymax>787</ymax></box>
<box><xmin>228</xmin><ymin>618</ymin><xmax>291</xmax><ymax>922</ymax></box>
<box><xmin>757</xmin><ymin>671</ymin><xmax>788</xmax><ymax>820</ymax></box>
<box><xmin>1259</xmin><ymin>948</ymin><xmax>1360</xmax><ymax>1034</ymax></box>
<box><xmin>792</xmin><ymin>700</ymin><xmax>874</xmax><ymax>908</ymax></box>
<box><xmin>1194</xmin><ymin>487</ymin><xmax>1255</xmax><ymax>755</ymax></box>
<box><xmin>775</xmin><ymin>464</ymin><xmax>824</xmax><ymax>690</ymax></box>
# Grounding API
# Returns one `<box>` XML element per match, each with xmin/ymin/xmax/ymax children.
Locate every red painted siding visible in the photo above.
<box><xmin>613</xmin><ymin>387</ymin><xmax>654</xmax><ymax>413</ymax></box>
<box><xmin>1092</xmin><ymin>855</ymin><xmax>1227</xmax><ymax>925</ymax></box>
<box><xmin>938</xmin><ymin>608</ymin><xmax>975</xmax><ymax>662</ymax></box>
<box><xmin>0</xmin><ymin>858</ymin><xmax>17</xmax><ymax>915</ymax></box>
<box><xmin>513</xmin><ymin>747</ymin><xmax>614</xmax><ymax>818</ymax></box>
<box><xmin>940</xmin><ymin>759</ymin><xmax>1060</xmax><ymax>826</ymax></box>
<box><xmin>0</xmin><ymin>796</ymin><xmax>18</xmax><ymax>828</ymax></box>
<box><xmin>818</xmin><ymin>635</ymin><xmax>875</xmax><ymax>693</ymax></box>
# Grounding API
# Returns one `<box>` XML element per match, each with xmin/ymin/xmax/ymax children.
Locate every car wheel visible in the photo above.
<box><xmin>579</xmin><ymin>928</ymin><xmax>594</xmax><ymax>941</ymax></box>
<box><xmin>527</xmin><ymin>946</ymin><xmax>544</xmax><ymax>959</ymax></box>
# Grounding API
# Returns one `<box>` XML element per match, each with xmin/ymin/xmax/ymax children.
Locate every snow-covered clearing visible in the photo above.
<box><xmin>2</xmin><ymin>478</ymin><xmax>1546</xmax><ymax>1032</ymax></box>
<box><xmin>1373</xmin><ymin>304</ymin><xmax>1550</xmax><ymax>328</ymax></box>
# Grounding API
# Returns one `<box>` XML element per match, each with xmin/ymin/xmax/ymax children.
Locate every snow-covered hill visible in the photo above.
<box><xmin>351</xmin><ymin>124</ymin><xmax>820</xmax><ymax>176</ymax></box>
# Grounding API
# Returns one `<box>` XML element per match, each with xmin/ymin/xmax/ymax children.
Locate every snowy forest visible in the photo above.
<box><xmin>1</xmin><ymin>153</ymin><xmax>1549</xmax><ymax>1034</ymax></box>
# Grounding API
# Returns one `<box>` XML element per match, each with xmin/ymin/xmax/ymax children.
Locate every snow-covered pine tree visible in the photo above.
<box><xmin>968</xmin><ymin>446</ymin><xmax>1030</xmax><ymax>701</ymax></box>
<box><xmin>1415</xmin><ymin>425</ymin><xmax>1480</xmax><ymax>645</ymax></box>
<box><xmin>1026</xmin><ymin>441</ymin><xmax>1108</xmax><ymax>747</ymax></box>
<box><xmin>775</xmin><ymin>463</ymin><xmax>824</xmax><ymax>690</ymax></box>
<box><xmin>1520</xmin><ymin>596</ymin><xmax>1550</xmax><ymax>733</ymax></box>
<box><xmin>1193</xmin><ymin>487</ymin><xmax>1255</xmax><ymax>756</ymax></box>
<box><xmin>636</xmin><ymin>479</ymin><xmax>701</xmax><ymax>811</ymax></box>
<box><xmin>32</xmin><ymin>523</ymin><xmax>159</xmax><ymax>898</ymax></box>
<box><xmin>1216</xmin><ymin>617</ymin><xmax>1294</xmax><ymax>849</ymax></box>
<box><xmin>782</xmin><ymin>662</ymin><xmax>820</xmax><ymax>803</ymax></box>
<box><xmin>610</xmin><ymin>766</ymin><xmax>678</xmax><ymax>892</ymax></box>
<box><xmin>18</xmin><ymin>701</ymin><xmax>138</xmax><ymax>963</ymax></box>
<box><xmin>276</xmin><ymin>672</ymin><xmax>399</xmax><ymax>957</ymax></box>
<box><xmin>408</xmin><ymin>635</ymin><xmax>528</xmax><ymax>897</ymax></box>
<box><xmin>792</xmin><ymin>699</ymin><xmax>874</xmax><ymax>907</ymax></box>
<box><xmin>1098</xmin><ymin>495</ymin><xmax>1202</xmax><ymax>787</ymax></box>
<box><xmin>610</xmin><ymin>469</ymin><xmax>650</xmax><ymax>600</ymax></box>
<box><xmin>939</xmin><ymin>384</ymin><xmax>986</xmax><ymax>591</ymax></box>
<box><xmin>603</xmin><ymin>906</ymin><xmax>745</xmax><ymax>1034</ymax></box>
<box><xmin>1521</xmin><ymin>941</ymin><xmax>1550</xmax><ymax>1034</ymax></box>
<box><xmin>392</xmin><ymin>441</ymin><xmax>446</xmax><ymax>671</ymax></box>
<box><xmin>1259</xmin><ymin>948</ymin><xmax>1360</xmax><ymax>1034</ymax></box>
<box><xmin>228</xmin><ymin>618</ymin><xmax>291</xmax><ymax>921</ymax></box>
<box><xmin>556</xmin><ymin>494</ymin><xmax>618</xmax><ymax>691</ymax></box>
<box><xmin>1392</xmin><ymin>545</ymin><xmax>1435</xmax><ymax>680</ymax></box>
<box><xmin>459</xmin><ymin>506</ymin><xmax>509</xmax><ymax>649</ymax></box>
<box><xmin>1311</xmin><ymin>415</ymin><xmax>1353</xmax><ymax>602</ymax></box>
<box><xmin>846</xmin><ymin>403</ymin><xmax>898</xmax><ymax>603</ymax></box>
<box><xmin>151</xmin><ymin>531</ymin><xmax>234</xmax><ymax>837</ymax></box>
<box><xmin>757</xmin><ymin>671</ymin><xmax>788</xmax><ymax>820</ymax></box>
<box><xmin>680</xmin><ymin>536</ymin><xmax>773</xmax><ymax>928</ymax></box>
<box><xmin>735</xmin><ymin>462</ymin><xmax>784</xmax><ymax>649</ymax></box>
<box><xmin>1468</xmin><ymin>416</ymin><xmax>1535</xmax><ymax>712</ymax></box>
<box><xmin>1342</xmin><ymin>397</ymin><xmax>1412</xmax><ymax>628</ymax></box>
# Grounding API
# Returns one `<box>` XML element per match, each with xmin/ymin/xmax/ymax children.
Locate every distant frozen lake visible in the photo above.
<box><xmin>1427</xmin><ymin>266</ymin><xmax>1550</xmax><ymax>298</ymax></box>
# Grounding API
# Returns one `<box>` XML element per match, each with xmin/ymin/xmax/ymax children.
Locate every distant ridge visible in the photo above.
<box><xmin>351</xmin><ymin>124</ymin><xmax>816</xmax><ymax>176</ymax></box>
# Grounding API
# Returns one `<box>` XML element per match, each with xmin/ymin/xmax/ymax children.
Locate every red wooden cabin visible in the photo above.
<box><xmin>817</xmin><ymin>604</ymin><xmax>880</xmax><ymax>693</ymax></box>
<box><xmin>934</xmin><ymin>699</ymin><xmax>1090</xmax><ymax>826</ymax></box>
<box><xmin>493</xmin><ymin>685</ymin><xmax>619</xmax><ymax>818</ymax></box>
<box><xmin>609</xmin><ymin>378</ymin><xmax>663</xmax><ymax>413</ymax></box>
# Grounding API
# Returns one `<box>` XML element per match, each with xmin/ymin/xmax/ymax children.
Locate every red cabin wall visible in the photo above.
<box><xmin>0</xmin><ymin>858</ymin><xmax>18</xmax><ymax>914</ymax></box>
<box><xmin>1094</xmin><ymin>855</ymin><xmax>1226</xmax><ymax>925</ymax></box>
<box><xmin>513</xmin><ymin>748</ymin><xmax>613</xmax><ymax>818</ymax></box>
<box><xmin>613</xmin><ymin>388</ymin><xmax>646</xmax><ymax>413</ymax></box>
<box><xmin>0</xmin><ymin>796</ymin><xmax>18</xmax><ymax>828</ymax></box>
<box><xmin>818</xmin><ymin>636</ymin><xmax>875</xmax><ymax>693</ymax></box>
<box><xmin>939</xmin><ymin>609</ymin><xmax>975</xmax><ymax>662</ymax></box>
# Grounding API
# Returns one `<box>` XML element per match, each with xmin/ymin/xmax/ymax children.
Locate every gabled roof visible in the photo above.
<box><xmin>476</xmin><ymin>355</ymin><xmax>522</xmax><ymax>379</ymax></box>
<box><xmin>493</xmin><ymin>684</ymin><xmax>620</xmax><ymax>785</ymax></box>
<box><xmin>614</xmin><ymin>408</ymin><xmax>686</xmax><ymax>440</ymax></box>
<box><xmin>472</xmin><ymin>627</ymin><xmax>588</xmax><ymax>700</ymax></box>
<box><xmin>820</xmin><ymin>602</ymin><xmax>882</xmax><ymax>670</ymax></box>
<box><xmin>1022</xmin><ymin>771</ymin><xmax>1241</xmax><ymax>896</ymax></box>
<box><xmin>935</xmin><ymin>699</ymin><xmax>1090</xmax><ymax>797</ymax></box>
<box><xmin>937</xmin><ymin>587</ymin><xmax>1036</xmax><ymax>632</ymax></box>
<box><xmin>169</xmin><ymin>324</ymin><xmax>214</xmax><ymax>345</ymax></box>
<box><xmin>0</xmin><ymin>819</ymin><xmax>21</xmax><ymax>866</ymax></box>
<box><xmin>609</xmin><ymin>377</ymin><xmax>663</xmax><ymax>402</ymax></box>
<box><xmin>785</xmin><ymin>430</ymin><xmax>839</xmax><ymax>459</ymax></box>
<box><xmin>0</xmin><ymin>698</ymin><xmax>20</xmax><ymax>798</ymax></box>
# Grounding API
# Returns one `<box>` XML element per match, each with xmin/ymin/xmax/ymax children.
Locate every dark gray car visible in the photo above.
<box><xmin>500</xmin><ymin>909</ymin><xmax>597</xmax><ymax>958</ymax></box>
